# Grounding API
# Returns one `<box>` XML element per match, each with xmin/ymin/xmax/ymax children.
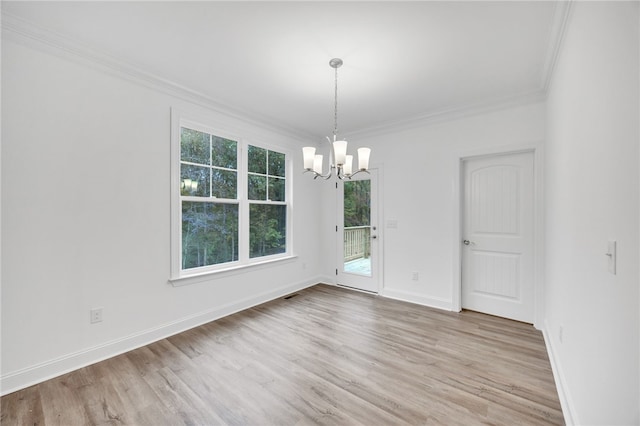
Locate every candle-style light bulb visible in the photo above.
<box><xmin>333</xmin><ymin>140</ymin><xmax>348</xmax><ymax>166</ymax></box>
<box><xmin>313</xmin><ymin>154</ymin><xmax>323</xmax><ymax>174</ymax></box>
<box><xmin>302</xmin><ymin>147</ymin><xmax>316</xmax><ymax>170</ymax></box>
<box><xmin>344</xmin><ymin>155</ymin><xmax>353</xmax><ymax>176</ymax></box>
<box><xmin>358</xmin><ymin>147</ymin><xmax>371</xmax><ymax>171</ymax></box>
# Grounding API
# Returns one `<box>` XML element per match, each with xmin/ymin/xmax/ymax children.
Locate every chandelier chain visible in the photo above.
<box><xmin>333</xmin><ymin>64</ymin><xmax>338</xmax><ymax>138</ymax></box>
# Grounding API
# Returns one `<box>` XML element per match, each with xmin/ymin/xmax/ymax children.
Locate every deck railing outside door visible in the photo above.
<box><xmin>344</xmin><ymin>226</ymin><xmax>371</xmax><ymax>261</ymax></box>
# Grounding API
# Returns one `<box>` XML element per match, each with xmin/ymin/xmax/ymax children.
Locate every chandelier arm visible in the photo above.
<box><xmin>304</xmin><ymin>167</ymin><xmax>333</xmax><ymax>180</ymax></box>
<box><xmin>319</xmin><ymin>165</ymin><xmax>334</xmax><ymax>180</ymax></box>
<box><xmin>346</xmin><ymin>169</ymin><xmax>371</xmax><ymax>179</ymax></box>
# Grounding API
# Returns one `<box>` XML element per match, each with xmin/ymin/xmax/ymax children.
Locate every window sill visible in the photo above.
<box><xmin>168</xmin><ymin>255</ymin><xmax>298</xmax><ymax>287</ymax></box>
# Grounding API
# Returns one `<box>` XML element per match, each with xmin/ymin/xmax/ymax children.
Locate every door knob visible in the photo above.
<box><xmin>463</xmin><ymin>240</ymin><xmax>472</xmax><ymax>245</ymax></box>
<box><xmin>371</xmin><ymin>235</ymin><xmax>378</xmax><ymax>239</ymax></box>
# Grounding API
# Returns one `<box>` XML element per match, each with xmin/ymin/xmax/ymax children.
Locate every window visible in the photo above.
<box><xmin>171</xmin><ymin>113</ymin><xmax>291</xmax><ymax>281</ymax></box>
<box><xmin>180</xmin><ymin>128</ymin><xmax>239</xmax><ymax>269</ymax></box>
<box><xmin>248</xmin><ymin>146</ymin><xmax>287</xmax><ymax>258</ymax></box>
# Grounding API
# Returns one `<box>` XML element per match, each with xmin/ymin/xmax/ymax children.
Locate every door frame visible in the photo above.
<box><xmin>335</xmin><ymin>166</ymin><xmax>384</xmax><ymax>294</ymax></box>
<box><xmin>452</xmin><ymin>144</ymin><xmax>545</xmax><ymax>329</ymax></box>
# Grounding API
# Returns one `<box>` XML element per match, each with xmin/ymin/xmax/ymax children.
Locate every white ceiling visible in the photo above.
<box><xmin>3</xmin><ymin>1</ymin><xmax>562</xmax><ymax>139</ymax></box>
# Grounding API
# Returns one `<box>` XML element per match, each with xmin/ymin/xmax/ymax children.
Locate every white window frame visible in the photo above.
<box><xmin>170</xmin><ymin>109</ymin><xmax>293</xmax><ymax>285</ymax></box>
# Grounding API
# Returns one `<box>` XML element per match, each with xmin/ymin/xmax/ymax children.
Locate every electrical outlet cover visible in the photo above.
<box><xmin>90</xmin><ymin>308</ymin><xmax>103</xmax><ymax>324</ymax></box>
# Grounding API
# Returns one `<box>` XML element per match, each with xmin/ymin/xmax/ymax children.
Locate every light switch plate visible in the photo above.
<box><xmin>607</xmin><ymin>240</ymin><xmax>617</xmax><ymax>275</ymax></box>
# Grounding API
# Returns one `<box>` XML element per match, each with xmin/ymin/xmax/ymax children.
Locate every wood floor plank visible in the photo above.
<box><xmin>38</xmin><ymin>375</ymin><xmax>92</xmax><ymax>425</ymax></box>
<box><xmin>0</xmin><ymin>385</ymin><xmax>45</xmax><ymax>425</ymax></box>
<box><xmin>1</xmin><ymin>284</ymin><xmax>564</xmax><ymax>425</ymax></box>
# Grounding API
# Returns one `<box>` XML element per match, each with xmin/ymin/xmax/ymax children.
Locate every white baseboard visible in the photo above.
<box><xmin>316</xmin><ymin>275</ymin><xmax>336</xmax><ymax>286</ymax></box>
<box><xmin>380</xmin><ymin>287</ymin><xmax>453</xmax><ymax>311</ymax></box>
<box><xmin>541</xmin><ymin>320</ymin><xmax>578</xmax><ymax>425</ymax></box>
<box><xmin>0</xmin><ymin>277</ymin><xmax>320</xmax><ymax>396</ymax></box>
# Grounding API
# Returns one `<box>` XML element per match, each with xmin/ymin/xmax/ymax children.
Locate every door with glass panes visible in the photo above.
<box><xmin>336</xmin><ymin>170</ymin><xmax>379</xmax><ymax>293</ymax></box>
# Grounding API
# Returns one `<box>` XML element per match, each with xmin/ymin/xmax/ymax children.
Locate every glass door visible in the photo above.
<box><xmin>337</xmin><ymin>170</ymin><xmax>379</xmax><ymax>293</ymax></box>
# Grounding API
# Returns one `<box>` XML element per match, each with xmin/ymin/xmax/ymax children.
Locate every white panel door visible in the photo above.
<box><xmin>462</xmin><ymin>152</ymin><xmax>534</xmax><ymax>323</ymax></box>
<box><xmin>336</xmin><ymin>170</ymin><xmax>380</xmax><ymax>293</ymax></box>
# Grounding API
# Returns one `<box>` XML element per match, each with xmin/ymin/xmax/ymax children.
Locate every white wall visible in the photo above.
<box><xmin>4</xmin><ymin>7</ymin><xmax>639</xmax><ymax>425</ymax></box>
<box><xmin>341</xmin><ymin>101</ymin><xmax>546</xmax><ymax>311</ymax></box>
<box><xmin>0</xmin><ymin>38</ymin><xmax>324</xmax><ymax>394</ymax></box>
<box><xmin>544</xmin><ymin>2</ymin><xmax>639</xmax><ymax>425</ymax></box>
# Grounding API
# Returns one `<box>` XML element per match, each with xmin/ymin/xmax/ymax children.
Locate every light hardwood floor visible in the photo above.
<box><xmin>1</xmin><ymin>284</ymin><xmax>564</xmax><ymax>425</ymax></box>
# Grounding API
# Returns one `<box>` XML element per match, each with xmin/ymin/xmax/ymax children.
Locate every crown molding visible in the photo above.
<box><xmin>343</xmin><ymin>2</ymin><xmax>573</xmax><ymax>140</ymax></box>
<box><xmin>343</xmin><ymin>89</ymin><xmax>546</xmax><ymax>140</ymax></box>
<box><xmin>2</xmin><ymin>3</ymin><xmax>572</xmax><ymax>143</ymax></box>
<box><xmin>540</xmin><ymin>0</ymin><xmax>574</xmax><ymax>93</ymax></box>
<box><xmin>1</xmin><ymin>12</ymin><xmax>316</xmax><ymax>142</ymax></box>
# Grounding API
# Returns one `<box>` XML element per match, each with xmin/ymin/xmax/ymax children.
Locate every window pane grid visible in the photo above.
<box><xmin>180</xmin><ymin>127</ymin><xmax>238</xmax><ymax>201</ymax></box>
<box><xmin>247</xmin><ymin>149</ymin><xmax>286</xmax><ymax>202</ymax></box>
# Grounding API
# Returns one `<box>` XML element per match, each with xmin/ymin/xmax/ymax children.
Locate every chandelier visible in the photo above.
<box><xmin>302</xmin><ymin>58</ymin><xmax>371</xmax><ymax>180</ymax></box>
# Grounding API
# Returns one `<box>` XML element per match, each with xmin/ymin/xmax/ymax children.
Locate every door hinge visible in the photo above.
<box><xmin>336</xmin><ymin>225</ymin><xmax>338</xmax><ymax>232</ymax></box>
<box><xmin>336</xmin><ymin>182</ymin><xmax>338</xmax><ymax>189</ymax></box>
<box><xmin>336</xmin><ymin>268</ymin><xmax>338</xmax><ymax>275</ymax></box>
